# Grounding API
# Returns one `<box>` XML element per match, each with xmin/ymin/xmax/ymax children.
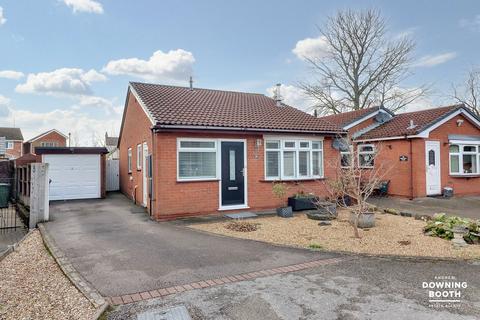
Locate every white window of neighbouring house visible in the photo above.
<box><xmin>6</xmin><ymin>141</ymin><xmax>13</xmax><ymax>149</ymax></box>
<box><xmin>137</xmin><ymin>144</ymin><xmax>142</xmax><ymax>170</ymax></box>
<box><xmin>178</xmin><ymin>139</ymin><xmax>217</xmax><ymax>180</ymax></box>
<box><xmin>128</xmin><ymin>148</ymin><xmax>132</xmax><ymax>173</ymax></box>
<box><xmin>449</xmin><ymin>144</ymin><xmax>479</xmax><ymax>175</ymax></box>
<box><xmin>41</xmin><ymin>141</ymin><xmax>56</xmax><ymax>147</ymax></box>
<box><xmin>265</xmin><ymin>138</ymin><xmax>323</xmax><ymax>180</ymax></box>
<box><xmin>358</xmin><ymin>144</ymin><xmax>375</xmax><ymax>168</ymax></box>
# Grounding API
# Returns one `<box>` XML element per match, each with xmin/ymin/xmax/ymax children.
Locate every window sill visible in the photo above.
<box><xmin>449</xmin><ymin>174</ymin><xmax>480</xmax><ymax>178</ymax></box>
<box><xmin>260</xmin><ymin>177</ymin><xmax>325</xmax><ymax>182</ymax></box>
<box><xmin>177</xmin><ymin>178</ymin><xmax>220</xmax><ymax>183</ymax></box>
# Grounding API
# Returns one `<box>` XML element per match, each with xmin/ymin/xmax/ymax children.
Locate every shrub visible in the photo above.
<box><xmin>308</xmin><ymin>243</ymin><xmax>323</xmax><ymax>250</ymax></box>
<box><xmin>225</xmin><ymin>220</ymin><xmax>259</xmax><ymax>232</ymax></box>
<box><xmin>423</xmin><ymin>213</ymin><xmax>480</xmax><ymax>244</ymax></box>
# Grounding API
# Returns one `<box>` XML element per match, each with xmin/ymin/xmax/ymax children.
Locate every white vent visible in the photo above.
<box><xmin>407</xmin><ymin>119</ymin><xmax>417</xmax><ymax>130</ymax></box>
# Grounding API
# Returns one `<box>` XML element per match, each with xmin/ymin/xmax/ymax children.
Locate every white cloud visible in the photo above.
<box><xmin>292</xmin><ymin>36</ymin><xmax>330</xmax><ymax>61</ymax></box>
<box><xmin>75</xmin><ymin>95</ymin><xmax>122</xmax><ymax>116</ymax></box>
<box><xmin>266</xmin><ymin>84</ymin><xmax>313</xmax><ymax>111</ymax></box>
<box><xmin>0</xmin><ymin>7</ymin><xmax>6</xmax><ymax>25</ymax></box>
<box><xmin>1</xmin><ymin>107</ymin><xmax>120</xmax><ymax>146</ymax></box>
<box><xmin>413</xmin><ymin>52</ymin><xmax>457</xmax><ymax>67</ymax></box>
<box><xmin>62</xmin><ymin>0</ymin><xmax>103</xmax><ymax>14</ymax></box>
<box><xmin>103</xmin><ymin>49</ymin><xmax>195</xmax><ymax>83</ymax></box>
<box><xmin>15</xmin><ymin>68</ymin><xmax>107</xmax><ymax>96</ymax></box>
<box><xmin>0</xmin><ymin>70</ymin><xmax>25</xmax><ymax>80</ymax></box>
<box><xmin>460</xmin><ymin>15</ymin><xmax>480</xmax><ymax>31</ymax></box>
<box><xmin>0</xmin><ymin>95</ymin><xmax>11</xmax><ymax>117</ymax></box>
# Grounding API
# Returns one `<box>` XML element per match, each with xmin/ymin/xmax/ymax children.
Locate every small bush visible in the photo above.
<box><xmin>225</xmin><ymin>220</ymin><xmax>259</xmax><ymax>232</ymax></box>
<box><xmin>423</xmin><ymin>213</ymin><xmax>480</xmax><ymax>244</ymax></box>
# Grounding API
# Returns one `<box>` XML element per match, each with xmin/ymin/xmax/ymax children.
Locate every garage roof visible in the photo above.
<box><xmin>35</xmin><ymin>147</ymin><xmax>108</xmax><ymax>155</ymax></box>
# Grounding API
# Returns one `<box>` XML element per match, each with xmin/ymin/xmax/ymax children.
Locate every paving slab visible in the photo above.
<box><xmin>369</xmin><ymin>196</ymin><xmax>480</xmax><ymax>220</ymax></box>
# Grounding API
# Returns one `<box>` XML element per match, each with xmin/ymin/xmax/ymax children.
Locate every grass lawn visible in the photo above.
<box><xmin>189</xmin><ymin>209</ymin><xmax>480</xmax><ymax>259</ymax></box>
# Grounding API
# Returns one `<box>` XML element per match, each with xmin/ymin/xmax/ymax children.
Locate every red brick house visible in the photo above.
<box><xmin>0</xmin><ymin>127</ymin><xmax>24</xmax><ymax>159</ymax></box>
<box><xmin>322</xmin><ymin>104</ymin><xmax>480</xmax><ymax>198</ymax></box>
<box><xmin>118</xmin><ymin>82</ymin><xmax>344</xmax><ymax>220</ymax></box>
<box><xmin>23</xmin><ymin>129</ymin><xmax>68</xmax><ymax>155</ymax></box>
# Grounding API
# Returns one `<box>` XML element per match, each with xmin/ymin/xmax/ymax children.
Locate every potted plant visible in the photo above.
<box><xmin>272</xmin><ymin>182</ymin><xmax>293</xmax><ymax>218</ymax></box>
<box><xmin>288</xmin><ymin>191</ymin><xmax>319</xmax><ymax>211</ymax></box>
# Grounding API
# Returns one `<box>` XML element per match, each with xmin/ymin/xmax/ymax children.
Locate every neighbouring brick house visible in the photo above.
<box><xmin>0</xmin><ymin>127</ymin><xmax>24</xmax><ymax>159</ymax></box>
<box><xmin>118</xmin><ymin>82</ymin><xmax>345</xmax><ymax>220</ymax></box>
<box><xmin>23</xmin><ymin>129</ymin><xmax>68</xmax><ymax>155</ymax></box>
<box><xmin>321</xmin><ymin>104</ymin><xmax>480</xmax><ymax>198</ymax></box>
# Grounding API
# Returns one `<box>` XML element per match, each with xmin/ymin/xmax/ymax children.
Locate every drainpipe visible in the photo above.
<box><xmin>149</xmin><ymin>128</ymin><xmax>156</xmax><ymax>217</ymax></box>
<box><xmin>409</xmin><ymin>138</ymin><xmax>414</xmax><ymax>200</ymax></box>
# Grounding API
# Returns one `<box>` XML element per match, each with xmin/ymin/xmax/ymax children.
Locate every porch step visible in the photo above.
<box><xmin>224</xmin><ymin>212</ymin><xmax>258</xmax><ymax>219</ymax></box>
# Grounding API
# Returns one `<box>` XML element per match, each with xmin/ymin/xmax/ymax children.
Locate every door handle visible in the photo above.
<box><xmin>241</xmin><ymin>168</ymin><xmax>246</xmax><ymax>176</ymax></box>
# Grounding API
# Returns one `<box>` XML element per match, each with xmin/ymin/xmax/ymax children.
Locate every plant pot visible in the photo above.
<box><xmin>276</xmin><ymin>206</ymin><xmax>293</xmax><ymax>218</ymax></box>
<box><xmin>316</xmin><ymin>201</ymin><xmax>337</xmax><ymax>217</ymax></box>
<box><xmin>288</xmin><ymin>196</ymin><xmax>318</xmax><ymax>211</ymax></box>
<box><xmin>350</xmin><ymin>211</ymin><xmax>375</xmax><ymax>228</ymax></box>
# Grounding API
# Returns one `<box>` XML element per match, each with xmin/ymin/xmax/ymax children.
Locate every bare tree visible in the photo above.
<box><xmin>452</xmin><ymin>68</ymin><xmax>480</xmax><ymax>116</ymax></box>
<box><xmin>325</xmin><ymin>138</ymin><xmax>393</xmax><ymax>238</ymax></box>
<box><xmin>300</xmin><ymin>9</ymin><xmax>427</xmax><ymax>115</ymax></box>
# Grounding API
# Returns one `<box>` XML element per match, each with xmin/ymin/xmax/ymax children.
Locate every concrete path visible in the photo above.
<box><xmin>108</xmin><ymin>255</ymin><xmax>480</xmax><ymax>320</ymax></box>
<box><xmin>369</xmin><ymin>196</ymin><xmax>480</xmax><ymax>220</ymax></box>
<box><xmin>44</xmin><ymin>193</ymin><xmax>339</xmax><ymax>297</ymax></box>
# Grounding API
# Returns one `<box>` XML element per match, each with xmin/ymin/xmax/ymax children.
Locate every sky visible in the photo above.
<box><xmin>0</xmin><ymin>0</ymin><xmax>479</xmax><ymax>145</ymax></box>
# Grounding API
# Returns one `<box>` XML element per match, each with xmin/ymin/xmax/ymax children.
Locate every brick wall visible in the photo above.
<box><xmin>6</xmin><ymin>141</ymin><xmax>22</xmax><ymax>159</ymax></box>
<box><xmin>154</xmin><ymin>131</ymin><xmax>338</xmax><ymax>219</ymax></box>
<box><xmin>29</xmin><ymin>131</ymin><xmax>67</xmax><ymax>154</ymax></box>
<box><xmin>429</xmin><ymin>114</ymin><xmax>480</xmax><ymax>196</ymax></box>
<box><xmin>347</xmin><ymin>117</ymin><xmax>377</xmax><ymax>135</ymax></box>
<box><xmin>118</xmin><ymin>92</ymin><xmax>154</xmax><ymax>213</ymax></box>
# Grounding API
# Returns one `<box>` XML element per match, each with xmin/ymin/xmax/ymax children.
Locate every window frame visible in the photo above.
<box><xmin>177</xmin><ymin>138</ymin><xmax>219</xmax><ymax>181</ymax></box>
<box><xmin>449</xmin><ymin>143</ymin><xmax>480</xmax><ymax>176</ymax></box>
<box><xmin>40</xmin><ymin>141</ymin><xmax>56</xmax><ymax>147</ymax></box>
<box><xmin>127</xmin><ymin>147</ymin><xmax>132</xmax><ymax>173</ymax></box>
<box><xmin>264</xmin><ymin>137</ymin><xmax>324</xmax><ymax>181</ymax></box>
<box><xmin>340</xmin><ymin>146</ymin><xmax>353</xmax><ymax>168</ymax></box>
<box><xmin>358</xmin><ymin>144</ymin><xmax>375</xmax><ymax>169</ymax></box>
<box><xmin>137</xmin><ymin>144</ymin><xmax>142</xmax><ymax>170</ymax></box>
<box><xmin>6</xmin><ymin>141</ymin><xmax>13</xmax><ymax>149</ymax></box>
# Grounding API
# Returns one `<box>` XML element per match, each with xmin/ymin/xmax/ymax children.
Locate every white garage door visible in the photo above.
<box><xmin>43</xmin><ymin>154</ymin><xmax>101</xmax><ymax>201</ymax></box>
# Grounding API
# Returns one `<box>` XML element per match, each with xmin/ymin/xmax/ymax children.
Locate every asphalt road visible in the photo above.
<box><xmin>108</xmin><ymin>256</ymin><xmax>480</xmax><ymax>320</ymax></box>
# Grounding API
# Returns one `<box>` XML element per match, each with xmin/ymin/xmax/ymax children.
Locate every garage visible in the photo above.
<box><xmin>35</xmin><ymin>147</ymin><xmax>108</xmax><ymax>201</ymax></box>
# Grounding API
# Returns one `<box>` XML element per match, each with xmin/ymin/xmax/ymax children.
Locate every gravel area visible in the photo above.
<box><xmin>0</xmin><ymin>230</ymin><xmax>96</xmax><ymax>320</ymax></box>
<box><xmin>190</xmin><ymin>210</ymin><xmax>480</xmax><ymax>259</ymax></box>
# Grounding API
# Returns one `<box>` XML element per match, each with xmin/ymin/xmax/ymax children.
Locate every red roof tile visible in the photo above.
<box><xmin>129</xmin><ymin>82</ymin><xmax>343</xmax><ymax>133</ymax></box>
<box><xmin>320</xmin><ymin>107</ymin><xmax>383</xmax><ymax>127</ymax></box>
<box><xmin>357</xmin><ymin>104</ymin><xmax>464</xmax><ymax>140</ymax></box>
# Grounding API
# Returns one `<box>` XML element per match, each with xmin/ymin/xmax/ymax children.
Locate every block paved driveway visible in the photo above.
<box><xmin>44</xmin><ymin>193</ymin><xmax>339</xmax><ymax>297</ymax></box>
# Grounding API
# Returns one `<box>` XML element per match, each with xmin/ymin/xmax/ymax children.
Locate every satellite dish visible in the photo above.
<box><xmin>332</xmin><ymin>138</ymin><xmax>350</xmax><ymax>152</ymax></box>
<box><xmin>374</xmin><ymin>112</ymin><xmax>391</xmax><ymax>123</ymax></box>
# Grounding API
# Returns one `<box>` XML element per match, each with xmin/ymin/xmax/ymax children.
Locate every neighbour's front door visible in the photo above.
<box><xmin>221</xmin><ymin>141</ymin><xmax>245</xmax><ymax>207</ymax></box>
<box><xmin>425</xmin><ymin>140</ymin><xmax>441</xmax><ymax>196</ymax></box>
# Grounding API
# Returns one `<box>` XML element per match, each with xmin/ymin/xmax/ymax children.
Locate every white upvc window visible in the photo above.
<box><xmin>6</xmin><ymin>141</ymin><xmax>13</xmax><ymax>149</ymax></box>
<box><xmin>265</xmin><ymin>138</ymin><xmax>323</xmax><ymax>180</ymax></box>
<box><xmin>358</xmin><ymin>144</ymin><xmax>375</xmax><ymax>168</ymax></box>
<box><xmin>127</xmin><ymin>148</ymin><xmax>132</xmax><ymax>173</ymax></box>
<box><xmin>340</xmin><ymin>147</ymin><xmax>353</xmax><ymax>168</ymax></box>
<box><xmin>137</xmin><ymin>144</ymin><xmax>142</xmax><ymax>170</ymax></box>
<box><xmin>177</xmin><ymin>139</ymin><xmax>218</xmax><ymax>181</ymax></box>
<box><xmin>41</xmin><ymin>141</ymin><xmax>56</xmax><ymax>147</ymax></box>
<box><xmin>449</xmin><ymin>144</ymin><xmax>480</xmax><ymax>175</ymax></box>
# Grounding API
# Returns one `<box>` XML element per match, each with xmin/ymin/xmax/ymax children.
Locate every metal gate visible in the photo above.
<box><xmin>106</xmin><ymin>159</ymin><xmax>120</xmax><ymax>191</ymax></box>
